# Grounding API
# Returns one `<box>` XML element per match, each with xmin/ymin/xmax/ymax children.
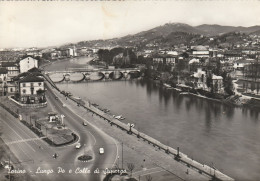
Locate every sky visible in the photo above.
<box><xmin>1</xmin><ymin>1</ymin><xmax>260</xmax><ymax>48</ymax></box>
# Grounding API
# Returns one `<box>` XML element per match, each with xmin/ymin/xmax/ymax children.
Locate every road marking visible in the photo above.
<box><xmin>1</xmin><ymin>119</ymin><xmax>36</xmax><ymax>152</ymax></box>
<box><xmin>3</xmin><ymin>137</ymin><xmax>47</xmax><ymax>146</ymax></box>
<box><xmin>9</xmin><ymin>119</ymin><xmax>44</xmax><ymax>148</ymax></box>
<box><xmin>111</xmin><ymin>138</ymin><xmax>119</xmax><ymax>168</ymax></box>
<box><xmin>132</xmin><ymin>167</ymin><xmax>161</xmax><ymax>175</ymax></box>
<box><xmin>87</xmin><ymin>131</ymin><xmax>97</xmax><ymax>146</ymax></box>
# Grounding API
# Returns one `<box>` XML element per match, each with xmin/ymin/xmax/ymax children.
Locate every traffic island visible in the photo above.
<box><xmin>20</xmin><ymin>116</ymin><xmax>78</xmax><ymax>147</ymax></box>
<box><xmin>78</xmin><ymin>155</ymin><xmax>93</xmax><ymax>162</ymax></box>
<box><xmin>103</xmin><ymin>172</ymin><xmax>134</xmax><ymax>181</ymax></box>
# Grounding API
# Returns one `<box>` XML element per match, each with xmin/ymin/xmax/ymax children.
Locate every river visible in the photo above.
<box><xmin>46</xmin><ymin>57</ymin><xmax>260</xmax><ymax>181</ymax></box>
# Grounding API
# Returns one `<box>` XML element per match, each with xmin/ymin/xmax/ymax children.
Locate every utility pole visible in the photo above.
<box><xmin>9</xmin><ymin>155</ymin><xmax>11</xmax><ymax>181</ymax></box>
<box><xmin>122</xmin><ymin>142</ymin><xmax>123</xmax><ymax>169</ymax></box>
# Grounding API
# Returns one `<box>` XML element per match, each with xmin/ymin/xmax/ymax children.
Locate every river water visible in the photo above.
<box><xmin>46</xmin><ymin>57</ymin><xmax>260</xmax><ymax>181</ymax></box>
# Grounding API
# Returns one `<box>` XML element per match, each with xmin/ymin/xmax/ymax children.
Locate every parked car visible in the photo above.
<box><xmin>99</xmin><ymin>148</ymin><xmax>104</xmax><ymax>154</ymax></box>
<box><xmin>75</xmin><ymin>143</ymin><xmax>81</xmax><ymax>149</ymax></box>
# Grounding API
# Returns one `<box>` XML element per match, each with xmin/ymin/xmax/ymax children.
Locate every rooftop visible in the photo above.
<box><xmin>18</xmin><ymin>74</ymin><xmax>44</xmax><ymax>83</ymax></box>
<box><xmin>0</xmin><ymin>67</ymin><xmax>8</xmax><ymax>74</ymax></box>
<box><xmin>1</xmin><ymin>61</ymin><xmax>18</xmax><ymax>67</ymax></box>
<box><xmin>192</xmin><ymin>45</ymin><xmax>208</xmax><ymax>51</ymax></box>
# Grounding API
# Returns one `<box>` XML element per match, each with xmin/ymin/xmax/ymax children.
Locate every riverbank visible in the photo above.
<box><xmin>161</xmin><ymin>81</ymin><xmax>260</xmax><ymax>110</ymax></box>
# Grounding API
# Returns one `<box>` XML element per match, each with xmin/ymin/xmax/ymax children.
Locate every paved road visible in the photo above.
<box><xmin>0</xmin><ymin>86</ymin><xmax>118</xmax><ymax>181</ymax></box>
<box><xmin>46</xmin><ymin>85</ymin><xmax>119</xmax><ymax>181</ymax></box>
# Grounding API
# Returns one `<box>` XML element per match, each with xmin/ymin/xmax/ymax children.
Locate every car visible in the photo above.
<box><xmin>83</xmin><ymin>121</ymin><xmax>88</xmax><ymax>126</ymax></box>
<box><xmin>99</xmin><ymin>148</ymin><xmax>104</xmax><ymax>154</ymax></box>
<box><xmin>55</xmin><ymin>96</ymin><xmax>58</xmax><ymax>100</ymax></box>
<box><xmin>75</xmin><ymin>143</ymin><xmax>81</xmax><ymax>149</ymax></box>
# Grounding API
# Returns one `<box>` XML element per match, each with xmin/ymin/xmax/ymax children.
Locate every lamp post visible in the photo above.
<box><xmin>127</xmin><ymin>123</ymin><xmax>135</xmax><ymax>134</ymax></box>
<box><xmin>117</xmin><ymin>156</ymin><xmax>120</xmax><ymax>168</ymax></box>
<box><xmin>45</xmin><ymin>127</ymin><xmax>48</xmax><ymax>137</ymax></box>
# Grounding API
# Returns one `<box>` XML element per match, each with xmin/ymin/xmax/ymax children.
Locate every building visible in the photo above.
<box><xmin>0</xmin><ymin>67</ymin><xmax>8</xmax><ymax>96</ymax></box>
<box><xmin>0</xmin><ymin>67</ymin><xmax>8</xmax><ymax>82</ymax></box>
<box><xmin>192</xmin><ymin>68</ymin><xmax>206</xmax><ymax>89</ymax></box>
<box><xmin>212</xmin><ymin>74</ymin><xmax>223</xmax><ymax>93</ymax></box>
<box><xmin>1</xmin><ymin>62</ymin><xmax>19</xmax><ymax>80</ymax></box>
<box><xmin>220</xmin><ymin>61</ymin><xmax>234</xmax><ymax>72</ymax></box>
<box><xmin>191</xmin><ymin>45</ymin><xmax>209</xmax><ymax>58</ymax></box>
<box><xmin>61</xmin><ymin>48</ymin><xmax>77</xmax><ymax>57</ymax></box>
<box><xmin>17</xmin><ymin>74</ymin><xmax>45</xmax><ymax>104</ymax></box>
<box><xmin>224</xmin><ymin>51</ymin><xmax>242</xmax><ymax>61</ymax></box>
<box><xmin>152</xmin><ymin>55</ymin><xmax>177</xmax><ymax>65</ymax></box>
<box><xmin>233</xmin><ymin>59</ymin><xmax>253</xmax><ymax>70</ymax></box>
<box><xmin>50</xmin><ymin>51</ymin><xmax>61</xmax><ymax>59</ymax></box>
<box><xmin>19</xmin><ymin>57</ymin><xmax>38</xmax><ymax>73</ymax></box>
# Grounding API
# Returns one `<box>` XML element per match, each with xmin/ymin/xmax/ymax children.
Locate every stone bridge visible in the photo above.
<box><xmin>45</xmin><ymin>68</ymin><xmax>141</xmax><ymax>83</ymax></box>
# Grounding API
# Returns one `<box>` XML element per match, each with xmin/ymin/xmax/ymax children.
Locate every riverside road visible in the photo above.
<box><xmin>0</xmin><ymin>84</ymin><xmax>118</xmax><ymax>181</ymax></box>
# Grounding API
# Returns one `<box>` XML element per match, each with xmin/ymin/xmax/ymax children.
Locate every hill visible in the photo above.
<box><xmin>72</xmin><ymin>23</ymin><xmax>260</xmax><ymax>48</ymax></box>
<box><xmin>195</xmin><ymin>24</ymin><xmax>260</xmax><ymax>36</ymax></box>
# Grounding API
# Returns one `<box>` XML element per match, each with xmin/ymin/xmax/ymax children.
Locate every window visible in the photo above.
<box><xmin>31</xmin><ymin>83</ymin><xmax>34</xmax><ymax>87</ymax></box>
<box><xmin>22</xmin><ymin>89</ymin><xmax>26</xmax><ymax>94</ymax></box>
<box><xmin>10</xmin><ymin>88</ymin><xmax>13</xmax><ymax>92</ymax></box>
<box><xmin>23</xmin><ymin>83</ymin><xmax>26</xmax><ymax>87</ymax></box>
<box><xmin>38</xmin><ymin>82</ymin><xmax>42</xmax><ymax>86</ymax></box>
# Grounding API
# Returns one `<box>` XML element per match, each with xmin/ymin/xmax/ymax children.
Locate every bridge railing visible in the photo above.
<box><xmin>45</xmin><ymin>68</ymin><xmax>141</xmax><ymax>74</ymax></box>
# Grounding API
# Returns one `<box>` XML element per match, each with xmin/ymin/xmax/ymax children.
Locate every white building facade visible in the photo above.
<box><xmin>19</xmin><ymin>57</ymin><xmax>39</xmax><ymax>73</ymax></box>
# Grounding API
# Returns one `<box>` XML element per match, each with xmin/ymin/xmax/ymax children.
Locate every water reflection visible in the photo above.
<box><xmin>57</xmin><ymin>78</ymin><xmax>260</xmax><ymax>180</ymax></box>
<box><xmin>204</xmin><ymin>102</ymin><xmax>212</xmax><ymax>132</ymax></box>
<box><xmin>223</xmin><ymin>105</ymin><xmax>235</xmax><ymax>120</ymax></box>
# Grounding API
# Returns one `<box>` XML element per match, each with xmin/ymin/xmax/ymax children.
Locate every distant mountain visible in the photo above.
<box><xmin>135</xmin><ymin>23</ymin><xmax>204</xmax><ymax>38</ymax></box>
<box><xmin>195</xmin><ymin>24</ymin><xmax>260</xmax><ymax>36</ymax></box>
<box><xmin>74</xmin><ymin>23</ymin><xmax>260</xmax><ymax>48</ymax></box>
<box><xmin>250</xmin><ymin>29</ymin><xmax>260</xmax><ymax>35</ymax></box>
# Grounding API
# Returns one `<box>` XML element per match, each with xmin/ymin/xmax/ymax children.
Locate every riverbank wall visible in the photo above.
<box><xmin>43</xmin><ymin>73</ymin><xmax>234</xmax><ymax>181</ymax></box>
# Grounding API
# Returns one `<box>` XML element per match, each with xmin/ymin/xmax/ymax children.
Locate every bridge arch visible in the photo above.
<box><xmin>109</xmin><ymin>71</ymin><xmax>124</xmax><ymax>80</ymax></box>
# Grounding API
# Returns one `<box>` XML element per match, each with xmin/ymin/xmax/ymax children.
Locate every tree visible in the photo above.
<box><xmin>214</xmin><ymin>81</ymin><xmax>219</xmax><ymax>93</ymax></box>
<box><xmin>127</xmin><ymin>163</ymin><xmax>135</xmax><ymax>177</ymax></box>
<box><xmin>146</xmin><ymin>175</ymin><xmax>153</xmax><ymax>181</ymax></box>
<box><xmin>257</xmin><ymin>83</ymin><xmax>260</xmax><ymax>94</ymax></box>
<box><xmin>206</xmin><ymin>73</ymin><xmax>212</xmax><ymax>91</ymax></box>
<box><xmin>176</xmin><ymin>60</ymin><xmax>186</xmax><ymax>72</ymax></box>
<box><xmin>251</xmin><ymin>82</ymin><xmax>255</xmax><ymax>93</ymax></box>
<box><xmin>224</xmin><ymin>75</ymin><xmax>234</xmax><ymax>95</ymax></box>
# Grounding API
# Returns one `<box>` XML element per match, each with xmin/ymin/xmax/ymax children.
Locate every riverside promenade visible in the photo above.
<box><xmin>44</xmin><ymin>74</ymin><xmax>234</xmax><ymax>181</ymax></box>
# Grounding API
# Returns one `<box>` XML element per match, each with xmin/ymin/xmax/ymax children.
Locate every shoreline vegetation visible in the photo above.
<box><xmin>160</xmin><ymin>80</ymin><xmax>260</xmax><ymax>110</ymax></box>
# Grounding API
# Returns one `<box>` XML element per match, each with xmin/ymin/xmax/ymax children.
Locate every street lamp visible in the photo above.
<box><xmin>45</xmin><ymin>127</ymin><xmax>48</xmax><ymax>137</ymax></box>
<box><xmin>127</xmin><ymin>123</ymin><xmax>135</xmax><ymax>134</ymax></box>
<box><xmin>61</xmin><ymin>114</ymin><xmax>65</xmax><ymax>128</ymax></box>
<box><xmin>117</xmin><ymin>156</ymin><xmax>120</xmax><ymax>168</ymax></box>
